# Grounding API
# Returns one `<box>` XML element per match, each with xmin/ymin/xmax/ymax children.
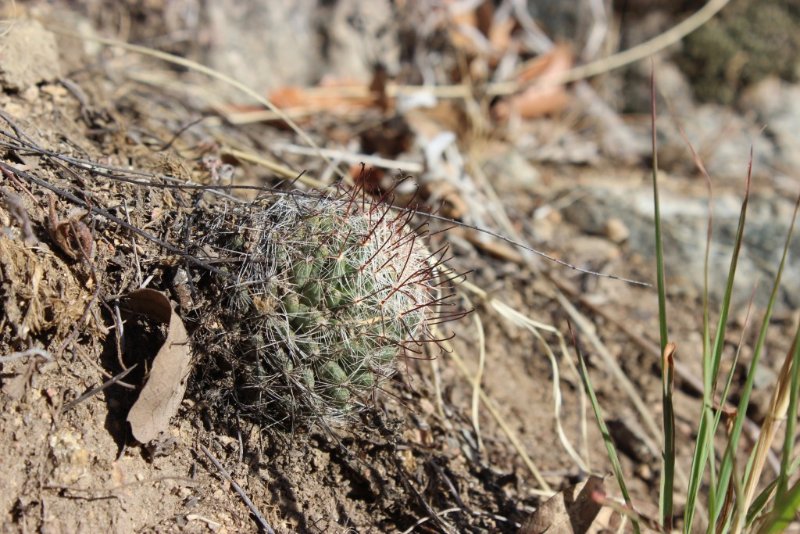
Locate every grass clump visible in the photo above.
<box><xmin>577</xmin><ymin>80</ymin><xmax>800</xmax><ymax>532</ymax></box>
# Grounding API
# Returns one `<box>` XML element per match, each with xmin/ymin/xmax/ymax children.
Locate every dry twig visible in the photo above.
<box><xmin>199</xmin><ymin>443</ymin><xmax>275</xmax><ymax>534</ymax></box>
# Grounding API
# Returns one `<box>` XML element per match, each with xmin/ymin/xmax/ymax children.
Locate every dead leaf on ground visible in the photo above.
<box><xmin>268</xmin><ymin>78</ymin><xmax>376</xmax><ymax>113</ymax></box>
<box><xmin>495</xmin><ymin>45</ymin><xmax>574</xmax><ymax>120</ymax></box>
<box><xmin>519</xmin><ymin>475</ymin><xmax>609</xmax><ymax>534</ymax></box>
<box><xmin>124</xmin><ymin>288</ymin><xmax>190</xmax><ymax>444</ymax></box>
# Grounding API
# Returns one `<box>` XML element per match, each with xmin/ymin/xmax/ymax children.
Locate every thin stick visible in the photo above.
<box><xmin>223</xmin><ymin>148</ymin><xmax>327</xmax><ymax>189</ymax></box>
<box><xmin>61</xmin><ymin>364</ymin><xmax>138</xmax><ymax>412</ymax></box>
<box><xmin>199</xmin><ymin>443</ymin><xmax>275</xmax><ymax>534</ymax></box>
<box><xmin>0</xmin><ymin>347</ymin><xmax>52</xmax><ymax>363</ymax></box>
<box><xmin>122</xmin><ymin>200</ymin><xmax>142</xmax><ymax>288</ymax></box>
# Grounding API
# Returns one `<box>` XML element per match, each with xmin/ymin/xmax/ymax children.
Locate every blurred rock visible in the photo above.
<box><xmin>481</xmin><ymin>146</ymin><xmax>541</xmax><ymax>192</ymax></box>
<box><xmin>563</xmin><ymin>183</ymin><xmax>800</xmax><ymax>310</ymax></box>
<box><xmin>524</xmin><ymin>0</ymin><xmax>598</xmax><ymax>57</ymax></box>
<box><xmin>204</xmin><ymin>0</ymin><xmax>321</xmax><ymax>95</ymax></box>
<box><xmin>604</xmin><ymin>217</ymin><xmax>630</xmax><ymax>243</ymax></box>
<box><xmin>741</xmin><ymin>78</ymin><xmax>800</xmax><ymax>177</ymax></box>
<box><xmin>622</xmin><ymin>57</ymin><xmax>696</xmax><ymax>114</ymax></box>
<box><xmin>0</xmin><ymin>20</ymin><xmax>61</xmax><ymax>92</ymax></box>
<box><xmin>676</xmin><ymin>0</ymin><xmax>800</xmax><ymax>104</ymax></box>
<box><xmin>203</xmin><ymin>0</ymin><xmax>398</xmax><ymax>98</ymax></box>
<box><xmin>321</xmin><ymin>0</ymin><xmax>399</xmax><ymax>82</ymax></box>
<box><xmin>653</xmin><ymin>104</ymin><xmax>775</xmax><ymax>181</ymax></box>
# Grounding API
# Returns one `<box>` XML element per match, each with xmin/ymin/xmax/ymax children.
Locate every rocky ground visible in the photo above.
<box><xmin>0</xmin><ymin>1</ymin><xmax>798</xmax><ymax>532</ymax></box>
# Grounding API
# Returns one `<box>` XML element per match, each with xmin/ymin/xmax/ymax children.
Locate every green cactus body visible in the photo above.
<box><xmin>202</xmin><ymin>193</ymin><xmax>437</xmax><ymax>425</ymax></box>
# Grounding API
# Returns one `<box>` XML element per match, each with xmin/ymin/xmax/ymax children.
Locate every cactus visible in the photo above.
<box><xmin>195</xmin><ymin>191</ymin><xmax>446</xmax><ymax>427</ymax></box>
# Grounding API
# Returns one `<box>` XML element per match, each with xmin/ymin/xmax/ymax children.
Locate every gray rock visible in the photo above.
<box><xmin>203</xmin><ymin>0</ymin><xmax>397</xmax><ymax>99</ymax></box>
<box><xmin>321</xmin><ymin>0</ymin><xmax>398</xmax><ymax>81</ymax></box>
<box><xmin>654</xmin><ymin>104</ymin><xmax>776</xmax><ymax>181</ymax></box>
<box><xmin>0</xmin><ymin>20</ymin><xmax>61</xmax><ymax>92</ymax></box>
<box><xmin>563</xmin><ymin>183</ymin><xmax>800</xmax><ymax>311</ymax></box>
<box><xmin>204</xmin><ymin>0</ymin><xmax>321</xmax><ymax>95</ymax></box>
<box><xmin>741</xmin><ymin>78</ymin><xmax>800</xmax><ymax>178</ymax></box>
<box><xmin>481</xmin><ymin>147</ymin><xmax>541</xmax><ymax>192</ymax></box>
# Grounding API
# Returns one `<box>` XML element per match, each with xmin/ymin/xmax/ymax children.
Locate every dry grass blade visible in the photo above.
<box><xmin>442</xmin><ymin>271</ymin><xmax>590</xmax><ymax>474</ymax></box>
<box><xmin>736</xmin><ymin>336</ymin><xmax>798</xmax><ymax>531</ymax></box>
<box><xmin>271</xmin><ymin>143</ymin><xmax>424</xmax><ymax>173</ymax></box>
<box><xmin>222</xmin><ymin>148</ymin><xmax>327</xmax><ymax>189</ymax></box>
<box><xmin>553</xmin><ymin>292</ymin><xmax>660</xmax><ymax>449</ymax></box>
<box><xmin>490</xmin><ymin>299</ymin><xmax>589</xmax><ymax>473</ymax></box>
<box><xmin>466</xmin><ymin>295</ymin><xmax>487</xmax><ymax>453</ymax></box>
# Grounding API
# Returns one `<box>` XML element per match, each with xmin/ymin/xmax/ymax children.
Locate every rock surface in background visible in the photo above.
<box><xmin>563</xmin><ymin>184</ymin><xmax>800</xmax><ymax>311</ymax></box>
<box><xmin>0</xmin><ymin>20</ymin><xmax>61</xmax><ymax>91</ymax></box>
<box><xmin>742</xmin><ymin>78</ymin><xmax>800</xmax><ymax>180</ymax></box>
<box><xmin>203</xmin><ymin>0</ymin><xmax>397</xmax><ymax>98</ymax></box>
<box><xmin>677</xmin><ymin>0</ymin><xmax>800</xmax><ymax>104</ymax></box>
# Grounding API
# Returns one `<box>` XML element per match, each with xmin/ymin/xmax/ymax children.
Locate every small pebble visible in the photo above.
<box><xmin>604</xmin><ymin>217</ymin><xmax>630</xmax><ymax>243</ymax></box>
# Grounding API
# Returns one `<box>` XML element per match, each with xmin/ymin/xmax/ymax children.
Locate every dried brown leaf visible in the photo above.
<box><xmin>495</xmin><ymin>45</ymin><xmax>574</xmax><ymax>120</ymax></box>
<box><xmin>124</xmin><ymin>288</ymin><xmax>190</xmax><ymax>444</ymax></box>
<box><xmin>267</xmin><ymin>79</ymin><xmax>374</xmax><ymax>114</ymax></box>
<box><xmin>519</xmin><ymin>475</ymin><xmax>605</xmax><ymax>534</ymax></box>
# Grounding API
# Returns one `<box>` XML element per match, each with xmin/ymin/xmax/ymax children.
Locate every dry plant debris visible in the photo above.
<box><xmin>519</xmin><ymin>475</ymin><xmax>607</xmax><ymax>534</ymax></box>
<box><xmin>124</xmin><ymin>288</ymin><xmax>190</xmax><ymax>444</ymax></box>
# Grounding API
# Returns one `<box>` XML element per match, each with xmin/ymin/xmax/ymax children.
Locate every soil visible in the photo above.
<box><xmin>1</xmin><ymin>2</ymin><xmax>798</xmax><ymax>533</ymax></box>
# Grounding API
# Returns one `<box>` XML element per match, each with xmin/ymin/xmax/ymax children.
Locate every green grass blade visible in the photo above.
<box><xmin>708</xmin><ymin>157</ymin><xmax>752</xmax><ymax>526</ymax></box>
<box><xmin>732</xmin><ymin>452</ymin><xmax>747</xmax><ymax>534</ymax></box>
<box><xmin>747</xmin><ymin>478</ymin><xmax>778</xmax><ymax>526</ymax></box>
<box><xmin>704</xmin><ymin>288</ymin><xmax>756</xmax><ymax>533</ymax></box>
<box><xmin>573</xmin><ymin>327</ymin><xmax>641</xmax><ymax>534</ymax></box>
<box><xmin>650</xmin><ymin>65</ymin><xmax>669</xmax><ymax>360</ymax></box>
<box><xmin>707</xmin><ymin>158</ymin><xmax>753</xmax><ymax>397</ymax></box>
<box><xmin>650</xmin><ymin>70</ymin><xmax>674</xmax><ymax>529</ymax></box>
<box><xmin>662</xmin><ymin>343</ymin><xmax>676</xmax><ymax>530</ymax></box>
<box><xmin>685</xmin><ymin>412</ymin><xmax>714</xmax><ymax>534</ymax></box>
<box><xmin>777</xmin><ymin>306</ymin><xmax>800</xmax><ymax>500</ymax></box>
<box><xmin>745</xmin><ymin>322</ymin><xmax>798</xmax><ymax>530</ymax></box>
<box><xmin>715</xmin><ymin>186</ymin><xmax>799</xmax><ymax>524</ymax></box>
<box><xmin>757</xmin><ymin>478</ymin><xmax>800</xmax><ymax>534</ymax></box>
<box><xmin>681</xmin><ymin>133</ymin><xmax>718</xmax><ymax>533</ymax></box>
<box><xmin>687</xmin><ymin>165</ymin><xmax>751</xmax><ymax>532</ymax></box>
